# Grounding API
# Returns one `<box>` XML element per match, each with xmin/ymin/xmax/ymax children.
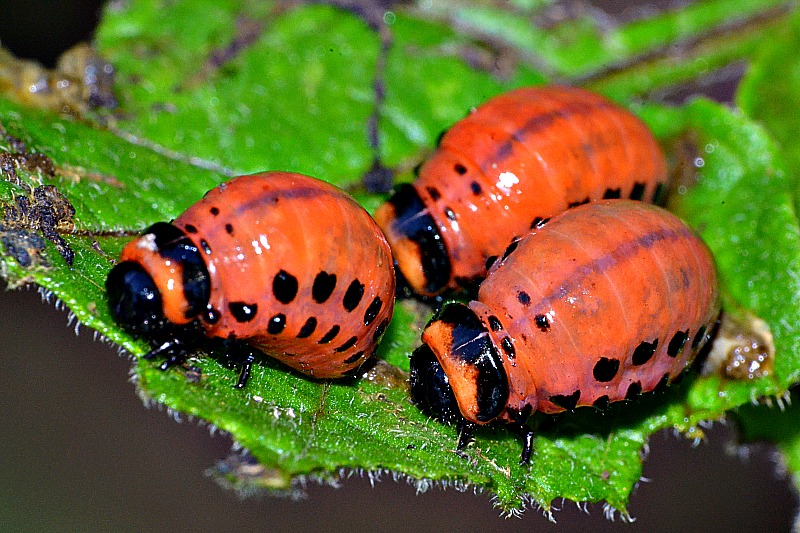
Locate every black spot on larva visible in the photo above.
<box><xmin>534</xmin><ymin>314</ymin><xmax>550</xmax><ymax>332</ymax></box>
<box><xmin>272</xmin><ymin>270</ymin><xmax>298</xmax><ymax>304</ymax></box>
<box><xmin>652</xmin><ymin>182</ymin><xmax>665</xmax><ymax>203</ymax></box>
<box><xmin>488</xmin><ymin>315</ymin><xmax>503</xmax><ymax>332</ymax></box>
<box><xmin>593</xmin><ymin>357</ymin><xmax>620</xmax><ymax>382</ymax></box>
<box><xmin>363</xmin><ymin>297</ymin><xmax>382</xmax><ymax>326</ymax></box>
<box><xmin>454</xmin><ymin>163</ymin><xmax>467</xmax><ymax>175</ymax></box>
<box><xmin>692</xmin><ymin>325</ymin><xmax>707</xmax><ymax>348</ymax></box>
<box><xmin>517</xmin><ymin>291</ymin><xmax>531</xmax><ymax>306</ymax></box>
<box><xmin>200</xmin><ymin>239</ymin><xmax>212</xmax><ymax>255</ymax></box>
<box><xmin>470</xmin><ymin>181</ymin><xmax>482</xmax><ymax>195</ymax></box>
<box><xmin>502</xmin><ymin>239</ymin><xmax>519</xmax><ymax>260</ymax></box>
<box><xmin>319</xmin><ymin>325</ymin><xmax>340</xmax><ymax>344</ymax></box>
<box><xmin>268</xmin><ymin>313</ymin><xmax>286</xmax><ymax>334</ymax></box>
<box><xmin>551</xmin><ymin>390</ymin><xmax>581</xmax><ymax>411</ymax></box>
<box><xmin>334</xmin><ymin>336</ymin><xmax>359</xmax><ymax>353</ymax></box>
<box><xmin>500</xmin><ymin>337</ymin><xmax>515</xmax><ymax>359</ymax></box>
<box><xmin>630</xmin><ymin>182</ymin><xmax>646</xmax><ymax>201</ymax></box>
<box><xmin>626</xmin><ymin>381</ymin><xmax>642</xmax><ymax>400</ymax></box>
<box><xmin>297</xmin><ymin>317</ymin><xmax>317</xmax><ymax>338</ymax></box>
<box><xmin>229</xmin><ymin>302</ymin><xmax>258</xmax><ymax>323</ymax></box>
<box><xmin>184</xmin><ymin>224</ymin><xmax>198</xmax><ymax>234</ymax></box>
<box><xmin>593</xmin><ymin>395</ymin><xmax>610</xmax><ymax>410</ymax></box>
<box><xmin>603</xmin><ymin>188</ymin><xmax>621</xmax><ymax>199</ymax></box>
<box><xmin>426</xmin><ymin>186</ymin><xmax>441</xmax><ymax>201</ymax></box>
<box><xmin>654</xmin><ymin>373</ymin><xmax>671</xmax><ymax>393</ymax></box>
<box><xmin>444</xmin><ymin>207</ymin><xmax>457</xmax><ymax>222</ymax></box>
<box><xmin>568</xmin><ymin>197</ymin><xmax>590</xmax><ymax>208</ymax></box>
<box><xmin>373</xmin><ymin>317</ymin><xmax>389</xmax><ymax>342</ymax></box>
<box><xmin>205</xmin><ymin>307</ymin><xmax>220</xmax><ymax>325</ymax></box>
<box><xmin>312</xmin><ymin>271</ymin><xmax>337</xmax><ymax>303</ymax></box>
<box><xmin>225</xmin><ymin>223</ymin><xmax>234</xmax><ymax>234</ymax></box>
<box><xmin>343</xmin><ymin>279</ymin><xmax>365</xmax><ymax>312</ymax></box>
<box><xmin>343</xmin><ymin>350</ymin><xmax>365</xmax><ymax>365</ymax></box>
<box><xmin>210</xmin><ymin>207</ymin><xmax>220</xmax><ymax>216</ymax></box>
<box><xmin>632</xmin><ymin>339</ymin><xmax>658</xmax><ymax>365</ymax></box>
<box><xmin>485</xmin><ymin>255</ymin><xmax>498</xmax><ymax>270</ymax></box>
<box><xmin>668</xmin><ymin>330</ymin><xmax>688</xmax><ymax>357</ymax></box>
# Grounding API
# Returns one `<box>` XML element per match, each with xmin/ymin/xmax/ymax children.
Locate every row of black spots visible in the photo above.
<box><xmin>529</xmin><ymin>216</ymin><xmax>549</xmax><ymax>229</ymax></box>
<box><xmin>568</xmin><ymin>197</ymin><xmax>590</xmax><ymax>208</ymax></box>
<box><xmin>488</xmin><ymin>315</ymin><xmax>503</xmax><ymax>332</ymax></box>
<box><xmin>601</xmin><ymin>182</ymin><xmax>653</xmax><ymax>202</ymax></box>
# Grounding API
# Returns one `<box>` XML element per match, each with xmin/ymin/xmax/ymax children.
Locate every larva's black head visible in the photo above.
<box><xmin>106</xmin><ymin>261</ymin><xmax>166</xmax><ymax>335</ymax></box>
<box><xmin>374</xmin><ymin>184</ymin><xmax>451</xmax><ymax>297</ymax></box>
<box><xmin>106</xmin><ymin>222</ymin><xmax>210</xmax><ymax>334</ymax></box>
<box><xmin>410</xmin><ymin>303</ymin><xmax>509</xmax><ymax>426</ymax></box>
<box><xmin>410</xmin><ymin>343</ymin><xmax>463</xmax><ymax>425</ymax></box>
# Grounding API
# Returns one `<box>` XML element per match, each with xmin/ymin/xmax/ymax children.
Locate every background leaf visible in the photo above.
<box><xmin>2</xmin><ymin>0</ymin><xmax>800</xmax><ymax>522</ymax></box>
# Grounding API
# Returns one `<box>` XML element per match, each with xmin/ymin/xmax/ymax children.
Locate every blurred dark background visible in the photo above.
<box><xmin>0</xmin><ymin>0</ymin><xmax>797</xmax><ymax>530</ymax></box>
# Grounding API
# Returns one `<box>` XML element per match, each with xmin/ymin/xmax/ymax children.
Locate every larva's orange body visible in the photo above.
<box><xmin>410</xmin><ymin>201</ymin><xmax>719</xmax><ymax>463</ymax></box>
<box><xmin>375</xmin><ymin>85</ymin><xmax>668</xmax><ymax>297</ymax></box>
<box><xmin>106</xmin><ymin>172</ymin><xmax>395</xmax><ymax>384</ymax></box>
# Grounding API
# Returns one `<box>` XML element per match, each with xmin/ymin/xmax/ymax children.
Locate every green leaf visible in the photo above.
<box><xmin>2</xmin><ymin>0</ymin><xmax>800</xmax><ymax>516</ymax></box>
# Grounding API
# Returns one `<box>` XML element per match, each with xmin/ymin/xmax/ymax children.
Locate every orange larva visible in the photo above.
<box><xmin>375</xmin><ymin>85</ymin><xmax>668</xmax><ymax>298</ymax></box>
<box><xmin>409</xmin><ymin>201</ymin><xmax>719</xmax><ymax>463</ymax></box>
<box><xmin>106</xmin><ymin>172</ymin><xmax>395</xmax><ymax>385</ymax></box>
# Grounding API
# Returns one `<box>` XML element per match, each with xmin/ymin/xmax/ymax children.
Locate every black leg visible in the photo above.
<box><xmin>516</xmin><ymin>426</ymin><xmax>535</xmax><ymax>465</ymax></box>
<box><xmin>235</xmin><ymin>352</ymin><xmax>256</xmax><ymax>389</ymax></box>
<box><xmin>456</xmin><ymin>419</ymin><xmax>476</xmax><ymax>451</ymax></box>
<box><xmin>223</xmin><ymin>338</ymin><xmax>258</xmax><ymax>389</ymax></box>
<box><xmin>507</xmin><ymin>406</ymin><xmax>535</xmax><ymax>465</ymax></box>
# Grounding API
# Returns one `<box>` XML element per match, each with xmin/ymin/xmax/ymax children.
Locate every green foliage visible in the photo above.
<box><xmin>2</xmin><ymin>0</ymin><xmax>800</xmax><ymax>515</ymax></box>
